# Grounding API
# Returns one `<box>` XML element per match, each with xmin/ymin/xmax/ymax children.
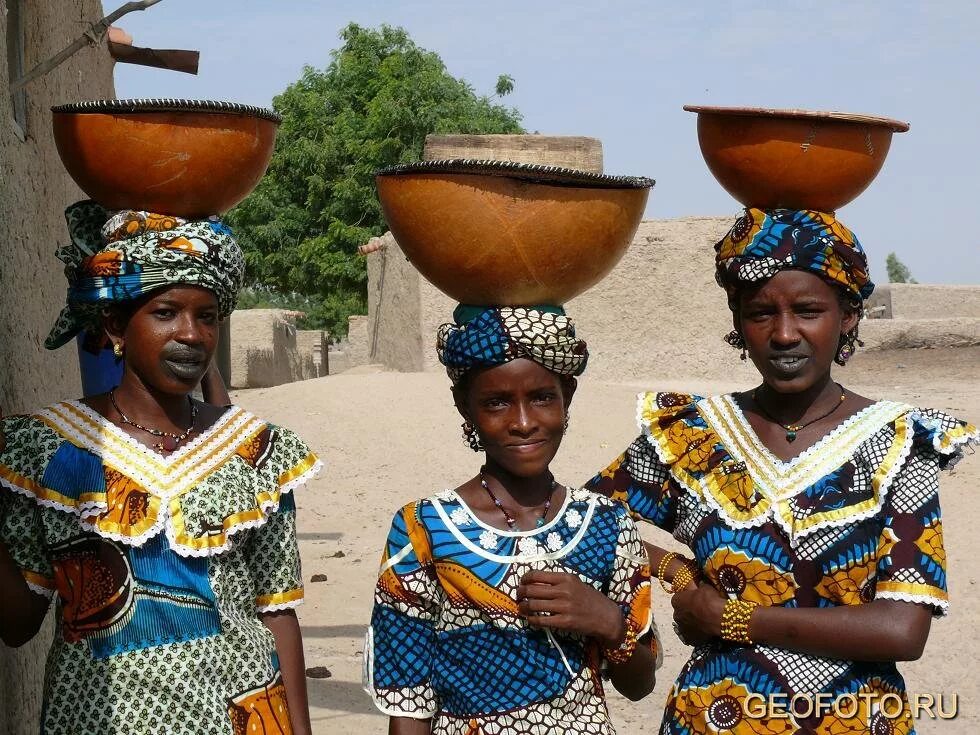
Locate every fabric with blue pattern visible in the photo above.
<box><xmin>46</xmin><ymin>200</ymin><xmax>245</xmax><ymax>349</ymax></box>
<box><xmin>436</xmin><ymin>306</ymin><xmax>588</xmax><ymax>384</ymax></box>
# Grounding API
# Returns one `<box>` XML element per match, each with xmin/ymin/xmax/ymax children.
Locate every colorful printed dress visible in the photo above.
<box><xmin>363</xmin><ymin>486</ymin><xmax>659</xmax><ymax>734</ymax></box>
<box><xmin>0</xmin><ymin>400</ymin><xmax>321</xmax><ymax>735</ymax></box>
<box><xmin>587</xmin><ymin>392</ymin><xmax>978</xmax><ymax>735</ymax></box>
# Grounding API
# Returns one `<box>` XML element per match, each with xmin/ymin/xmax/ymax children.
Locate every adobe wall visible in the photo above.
<box><xmin>866</xmin><ymin>283</ymin><xmax>980</xmax><ymax>320</ymax></box>
<box><xmin>0</xmin><ymin>1</ymin><xmax>115</xmax><ymax>732</ymax></box>
<box><xmin>363</xmin><ymin>218</ymin><xmax>980</xmax><ymax>382</ymax></box>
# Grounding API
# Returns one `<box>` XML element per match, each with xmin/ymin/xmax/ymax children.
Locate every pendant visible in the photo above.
<box><xmin>160</xmin><ymin>435</ymin><xmax>179</xmax><ymax>452</ymax></box>
<box><xmin>536</xmin><ymin>518</ymin><xmax>545</xmax><ymax>528</ymax></box>
<box><xmin>785</xmin><ymin>431</ymin><xmax>797</xmax><ymax>443</ymax></box>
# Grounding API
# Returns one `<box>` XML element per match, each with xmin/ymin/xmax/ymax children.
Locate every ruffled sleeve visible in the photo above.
<box><xmin>874</xmin><ymin>410</ymin><xmax>978</xmax><ymax>616</ymax></box>
<box><xmin>0</xmin><ymin>414</ymin><xmax>69</xmax><ymax>598</ymax></box>
<box><xmin>586</xmin><ymin>392</ymin><xmax>704</xmax><ymax>532</ymax></box>
<box><xmin>243</xmin><ymin>425</ymin><xmax>321</xmax><ymax>612</ymax></box>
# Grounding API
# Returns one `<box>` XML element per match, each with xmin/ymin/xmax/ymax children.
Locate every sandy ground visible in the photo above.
<box><xmin>232</xmin><ymin>346</ymin><xmax>980</xmax><ymax>734</ymax></box>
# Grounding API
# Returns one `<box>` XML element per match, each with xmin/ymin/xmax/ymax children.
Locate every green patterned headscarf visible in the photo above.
<box><xmin>46</xmin><ymin>201</ymin><xmax>245</xmax><ymax>349</ymax></box>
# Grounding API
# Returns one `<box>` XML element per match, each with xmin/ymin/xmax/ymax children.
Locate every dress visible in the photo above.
<box><xmin>363</xmin><ymin>487</ymin><xmax>659</xmax><ymax>734</ymax></box>
<box><xmin>587</xmin><ymin>392</ymin><xmax>978</xmax><ymax>735</ymax></box>
<box><xmin>0</xmin><ymin>400</ymin><xmax>321</xmax><ymax>735</ymax></box>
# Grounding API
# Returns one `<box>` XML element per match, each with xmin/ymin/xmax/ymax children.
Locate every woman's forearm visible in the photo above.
<box><xmin>260</xmin><ymin>609</ymin><xmax>312</xmax><ymax>735</ymax></box>
<box><xmin>608</xmin><ymin>635</ymin><xmax>656</xmax><ymax>701</ymax></box>
<box><xmin>0</xmin><ymin>540</ymin><xmax>50</xmax><ymax>647</ymax></box>
<box><xmin>389</xmin><ymin>716</ymin><xmax>432</xmax><ymax>734</ymax></box>
<box><xmin>677</xmin><ymin>586</ymin><xmax>933</xmax><ymax>662</ymax></box>
<box><xmin>749</xmin><ymin>599</ymin><xmax>933</xmax><ymax>661</ymax></box>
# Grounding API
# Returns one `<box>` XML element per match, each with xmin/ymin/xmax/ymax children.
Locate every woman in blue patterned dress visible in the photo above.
<box><xmin>364</xmin><ymin>306</ymin><xmax>660</xmax><ymax>734</ymax></box>
<box><xmin>0</xmin><ymin>202</ymin><xmax>321</xmax><ymax>734</ymax></box>
<box><xmin>588</xmin><ymin>209</ymin><xmax>978</xmax><ymax>735</ymax></box>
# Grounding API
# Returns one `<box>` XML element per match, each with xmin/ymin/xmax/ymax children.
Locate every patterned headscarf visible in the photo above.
<box><xmin>436</xmin><ymin>306</ymin><xmax>589</xmax><ymax>384</ymax></box>
<box><xmin>715</xmin><ymin>208</ymin><xmax>875</xmax><ymax>306</ymax></box>
<box><xmin>45</xmin><ymin>201</ymin><xmax>245</xmax><ymax>349</ymax></box>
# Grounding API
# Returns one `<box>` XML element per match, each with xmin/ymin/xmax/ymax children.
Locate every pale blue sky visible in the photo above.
<box><xmin>108</xmin><ymin>1</ymin><xmax>979</xmax><ymax>285</ymax></box>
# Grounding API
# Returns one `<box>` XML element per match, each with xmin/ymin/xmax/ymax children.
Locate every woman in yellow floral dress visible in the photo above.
<box><xmin>588</xmin><ymin>209</ymin><xmax>978</xmax><ymax>735</ymax></box>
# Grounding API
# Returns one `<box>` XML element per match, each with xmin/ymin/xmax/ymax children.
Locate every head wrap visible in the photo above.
<box><xmin>45</xmin><ymin>200</ymin><xmax>246</xmax><ymax>349</ymax></box>
<box><xmin>436</xmin><ymin>306</ymin><xmax>589</xmax><ymax>385</ymax></box>
<box><xmin>715</xmin><ymin>208</ymin><xmax>874</xmax><ymax>307</ymax></box>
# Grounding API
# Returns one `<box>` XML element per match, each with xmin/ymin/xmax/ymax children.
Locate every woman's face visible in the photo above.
<box><xmin>737</xmin><ymin>270</ymin><xmax>858</xmax><ymax>394</ymax></box>
<box><xmin>110</xmin><ymin>285</ymin><xmax>220</xmax><ymax>395</ymax></box>
<box><xmin>458</xmin><ymin>358</ymin><xmax>573</xmax><ymax>479</ymax></box>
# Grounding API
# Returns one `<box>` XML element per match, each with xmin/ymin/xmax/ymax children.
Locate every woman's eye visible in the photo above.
<box><xmin>533</xmin><ymin>393</ymin><xmax>557</xmax><ymax>404</ymax></box>
<box><xmin>153</xmin><ymin>309</ymin><xmax>175</xmax><ymax>319</ymax></box>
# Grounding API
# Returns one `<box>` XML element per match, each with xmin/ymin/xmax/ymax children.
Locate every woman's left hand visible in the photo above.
<box><xmin>671</xmin><ymin>582</ymin><xmax>727</xmax><ymax>646</ymax></box>
<box><xmin>517</xmin><ymin>570</ymin><xmax>625</xmax><ymax>647</ymax></box>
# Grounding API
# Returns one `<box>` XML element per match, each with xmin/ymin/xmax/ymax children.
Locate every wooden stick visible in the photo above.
<box><xmin>9</xmin><ymin>0</ymin><xmax>164</xmax><ymax>93</ymax></box>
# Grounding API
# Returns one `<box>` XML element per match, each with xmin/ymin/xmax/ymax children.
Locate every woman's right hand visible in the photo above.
<box><xmin>671</xmin><ymin>582</ymin><xmax>726</xmax><ymax>646</ymax></box>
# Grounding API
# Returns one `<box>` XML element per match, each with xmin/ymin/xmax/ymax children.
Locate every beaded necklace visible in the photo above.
<box><xmin>479</xmin><ymin>468</ymin><xmax>557</xmax><ymax>530</ymax></box>
<box><xmin>751</xmin><ymin>383</ymin><xmax>846</xmax><ymax>443</ymax></box>
<box><xmin>109</xmin><ymin>391</ymin><xmax>198</xmax><ymax>452</ymax></box>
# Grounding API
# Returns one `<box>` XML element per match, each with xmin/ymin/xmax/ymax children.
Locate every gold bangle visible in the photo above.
<box><xmin>719</xmin><ymin>599</ymin><xmax>757</xmax><ymax>645</ymax></box>
<box><xmin>603</xmin><ymin>620</ymin><xmax>639</xmax><ymax>664</ymax></box>
<box><xmin>656</xmin><ymin>552</ymin><xmax>678</xmax><ymax>592</ymax></box>
<box><xmin>669</xmin><ymin>564</ymin><xmax>698</xmax><ymax>594</ymax></box>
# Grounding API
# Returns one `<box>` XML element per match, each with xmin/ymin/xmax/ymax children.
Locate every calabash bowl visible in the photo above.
<box><xmin>375</xmin><ymin>159</ymin><xmax>653</xmax><ymax>305</ymax></box>
<box><xmin>52</xmin><ymin>99</ymin><xmax>280</xmax><ymax>217</ymax></box>
<box><xmin>685</xmin><ymin>105</ymin><xmax>909</xmax><ymax>212</ymax></box>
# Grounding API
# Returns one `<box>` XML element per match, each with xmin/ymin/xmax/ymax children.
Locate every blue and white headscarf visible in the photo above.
<box><xmin>436</xmin><ymin>306</ymin><xmax>589</xmax><ymax>384</ymax></box>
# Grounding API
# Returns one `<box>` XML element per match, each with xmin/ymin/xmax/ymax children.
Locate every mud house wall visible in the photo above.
<box><xmin>0</xmin><ymin>1</ymin><xmax>115</xmax><ymax>732</ymax></box>
<box><xmin>866</xmin><ymin>283</ymin><xmax>980</xmax><ymax>320</ymax></box>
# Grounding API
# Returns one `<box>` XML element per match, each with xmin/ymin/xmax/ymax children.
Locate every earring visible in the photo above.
<box><xmin>724</xmin><ymin>330</ymin><xmax>747</xmax><ymax>361</ymax></box>
<box><xmin>835</xmin><ymin>329</ymin><xmax>863</xmax><ymax>366</ymax></box>
<box><xmin>462</xmin><ymin>421</ymin><xmax>484</xmax><ymax>452</ymax></box>
<box><xmin>563</xmin><ymin>412</ymin><xmax>570</xmax><ymax>434</ymax></box>
<box><xmin>112</xmin><ymin>342</ymin><xmax>124</xmax><ymax>359</ymax></box>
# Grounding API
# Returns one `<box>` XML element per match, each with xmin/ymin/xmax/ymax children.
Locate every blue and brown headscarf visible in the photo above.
<box><xmin>715</xmin><ymin>208</ymin><xmax>875</xmax><ymax>306</ymax></box>
<box><xmin>436</xmin><ymin>306</ymin><xmax>589</xmax><ymax>384</ymax></box>
<box><xmin>46</xmin><ymin>200</ymin><xmax>245</xmax><ymax>349</ymax></box>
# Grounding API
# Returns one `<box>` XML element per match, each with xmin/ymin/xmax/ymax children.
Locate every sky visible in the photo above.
<box><xmin>107</xmin><ymin>0</ymin><xmax>980</xmax><ymax>285</ymax></box>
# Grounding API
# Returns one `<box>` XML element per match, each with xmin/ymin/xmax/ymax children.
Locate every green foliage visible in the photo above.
<box><xmin>495</xmin><ymin>74</ymin><xmax>515</xmax><ymax>96</ymax></box>
<box><xmin>227</xmin><ymin>23</ymin><xmax>524</xmax><ymax>337</ymax></box>
<box><xmin>885</xmin><ymin>252</ymin><xmax>917</xmax><ymax>284</ymax></box>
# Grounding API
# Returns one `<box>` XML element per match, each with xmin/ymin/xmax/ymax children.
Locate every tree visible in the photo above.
<box><xmin>885</xmin><ymin>252</ymin><xmax>917</xmax><ymax>284</ymax></box>
<box><xmin>227</xmin><ymin>23</ymin><xmax>524</xmax><ymax>337</ymax></box>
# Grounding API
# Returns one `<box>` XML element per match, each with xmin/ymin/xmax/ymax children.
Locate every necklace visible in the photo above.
<box><xmin>109</xmin><ymin>391</ymin><xmax>198</xmax><ymax>452</ymax></box>
<box><xmin>479</xmin><ymin>469</ymin><xmax>557</xmax><ymax>531</ymax></box>
<box><xmin>751</xmin><ymin>384</ymin><xmax>846</xmax><ymax>443</ymax></box>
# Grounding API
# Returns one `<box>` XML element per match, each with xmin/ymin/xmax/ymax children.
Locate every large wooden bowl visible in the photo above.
<box><xmin>685</xmin><ymin>105</ymin><xmax>909</xmax><ymax>211</ymax></box>
<box><xmin>375</xmin><ymin>160</ymin><xmax>653</xmax><ymax>305</ymax></box>
<box><xmin>52</xmin><ymin>99</ymin><xmax>280</xmax><ymax>217</ymax></box>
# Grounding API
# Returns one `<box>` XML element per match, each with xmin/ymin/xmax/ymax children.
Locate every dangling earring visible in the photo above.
<box><xmin>112</xmin><ymin>342</ymin><xmax>124</xmax><ymax>359</ymax></box>
<box><xmin>724</xmin><ymin>330</ymin><xmax>747</xmax><ymax>361</ymax></box>
<box><xmin>462</xmin><ymin>421</ymin><xmax>484</xmax><ymax>452</ymax></box>
<box><xmin>835</xmin><ymin>329</ymin><xmax>863</xmax><ymax>366</ymax></box>
<box><xmin>562</xmin><ymin>412</ymin><xmax>570</xmax><ymax>434</ymax></box>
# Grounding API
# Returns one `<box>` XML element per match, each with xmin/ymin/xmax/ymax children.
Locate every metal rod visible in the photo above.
<box><xmin>9</xmin><ymin>0</ymin><xmax>164</xmax><ymax>93</ymax></box>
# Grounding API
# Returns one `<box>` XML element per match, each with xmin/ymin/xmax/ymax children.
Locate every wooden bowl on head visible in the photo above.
<box><xmin>685</xmin><ymin>105</ymin><xmax>909</xmax><ymax>212</ymax></box>
<box><xmin>375</xmin><ymin>160</ymin><xmax>653</xmax><ymax>306</ymax></box>
<box><xmin>52</xmin><ymin>99</ymin><xmax>280</xmax><ymax>217</ymax></box>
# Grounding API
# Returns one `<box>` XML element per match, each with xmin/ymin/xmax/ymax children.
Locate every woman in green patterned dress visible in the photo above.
<box><xmin>0</xmin><ymin>202</ymin><xmax>321</xmax><ymax>735</ymax></box>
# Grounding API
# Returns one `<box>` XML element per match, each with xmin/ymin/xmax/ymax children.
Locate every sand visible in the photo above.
<box><xmin>231</xmin><ymin>346</ymin><xmax>980</xmax><ymax>734</ymax></box>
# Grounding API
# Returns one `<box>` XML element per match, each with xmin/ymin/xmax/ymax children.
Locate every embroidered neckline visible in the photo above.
<box><xmin>700</xmin><ymin>395</ymin><xmax>912</xmax><ymax>502</ymax></box>
<box><xmin>442</xmin><ymin>487</ymin><xmax>575</xmax><ymax>537</ymax></box>
<box><xmin>431</xmin><ymin>490</ymin><xmax>597</xmax><ymax>563</ymax></box>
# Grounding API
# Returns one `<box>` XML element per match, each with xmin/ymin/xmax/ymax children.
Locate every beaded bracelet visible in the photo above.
<box><xmin>603</xmin><ymin>620</ymin><xmax>639</xmax><ymax>664</ymax></box>
<box><xmin>658</xmin><ymin>553</ymin><xmax>699</xmax><ymax>594</ymax></box>
<box><xmin>720</xmin><ymin>599</ymin><xmax>757</xmax><ymax>645</ymax></box>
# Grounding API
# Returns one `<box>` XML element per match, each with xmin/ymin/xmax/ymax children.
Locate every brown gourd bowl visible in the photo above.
<box><xmin>684</xmin><ymin>105</ymin><xmax>909</xmax><ymax>212</ymax></box>
<box><xmin>52</xmin><ymin>99</ymin><xmax>280</xmax><ymax>217</ymax></box>
<box><xmin>375</xmin><ymin>160</ymin><xmax>653</xmax><ymax>305</ymax></box>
